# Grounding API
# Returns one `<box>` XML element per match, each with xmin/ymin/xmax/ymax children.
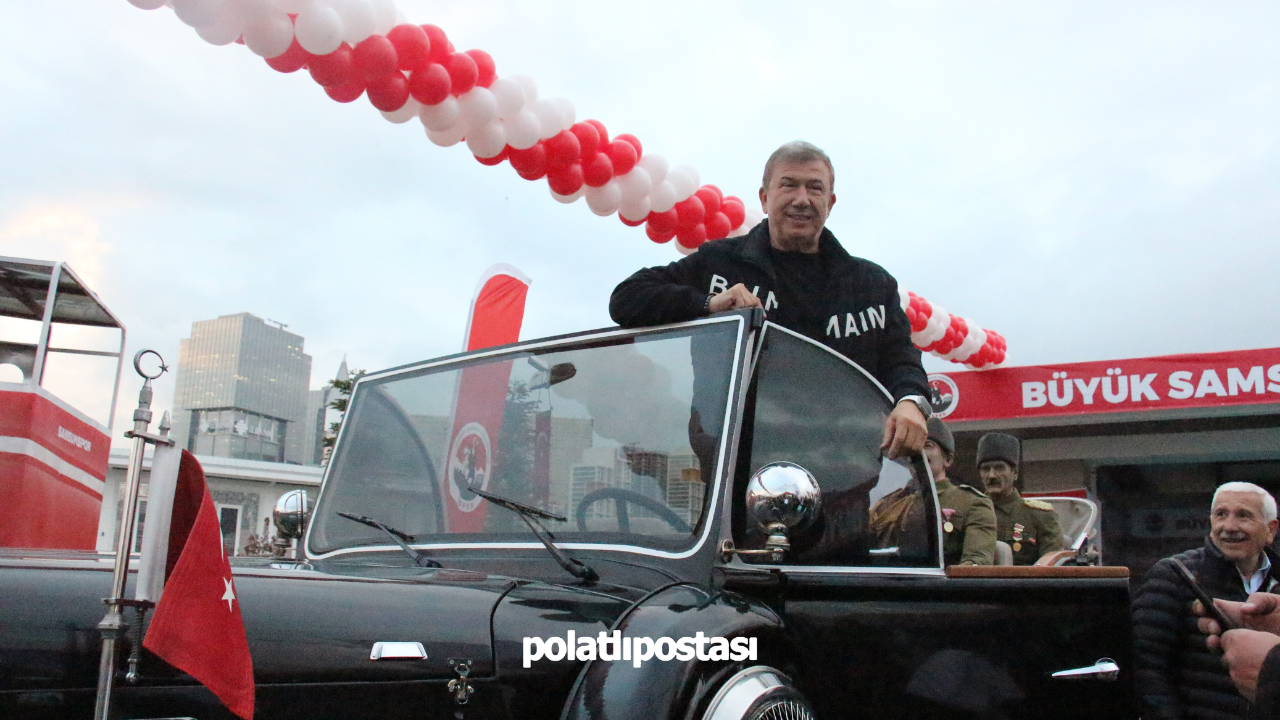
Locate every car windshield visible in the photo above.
<box><xmin>309</xmin><ymin>319</ymin><xmax>742</xmax><ymax>556</ymax></box>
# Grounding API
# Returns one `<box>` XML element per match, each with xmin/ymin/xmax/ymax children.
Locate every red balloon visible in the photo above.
<box><xmin>309</xmin><ymin>44</ymin><xmax>355</xmax><ymax>87</ymax></box>
<box><xmin>905</xmin><ymin>307</ymin><xmax>917</xmax><ymax>324</ymax></box>
<box><xmin>705</xmin><ymin>212</ymin><xmax>732</xmax><ymax>240</ymax></box>
<box><xmin>583</xmin><ymin>153</ymin><xmax>614</xmax><ymax>187</ymax></box>
<box><xmin>265</xmin><ymin>39</ymin><xmax>309</xmax><ymax>73</ymax></box>
<box><xmin>646</xmin><ymin>222</ymin><xmax>675</xmax><ymax>244</ymax></box>
<box><xmin>324</xmin><ymin>80</ymin><xmax>365</xmax><ymax>103</ymax></box>
<box><xmin>677</xmin><ymin>223</ymin><xmax>708</xmax><ymax>248</ymax></box>
<box><xmin>367</xmin><ymin>72</ymin><xmax>409</xmax><ymax>111</ymax></box>
<box><xmin>421</xmin><ymin>25</ymin><xmax>450</xmax><ymax>65</ymax></box>
<box><xmin>614</xmin><ymin>133</ymin><xmax>642</xmax><ymax>157</ymax></box>
<box><xmin>703</xmin><ymin>184</ymin><xmax>723</xmax><ymax>200</ymax></box>
<box><xmin>407</xmin><ymin>63</ymin><xmax>451</xmax><ymax>105</ymax></box>
<box><xmin>694</xmin><ymin>187</ymin><xmax>721</xmax><ymax>216</ymax></box>
<box><xmin>387</xmin><ymin>24</ymin><xmax>430</xmax><ymax>72</ymax></box>
<box><xmin>447</xmin><ymin>52</ymin><xmax>478</xmax><ymax>95</ymax></box>
<box><xmin>604</xmin><ymin>140</ymin><xmax>638</xmax><ymax>175</ymax></box>
<box><xmin>475</xmin><ymin>146</ymin><xmax>508</xmax><ymax>166</ymax></box>
<box><xmin>353</xmin><ymin>35</ymin><xmax>398</xmax><ymax>82</ymax></box>
<box><xmin>569</xmin><ymin>123</ymin><xmax>600</xmax><ymax>160</ymax></box>
<box><xmin>720</xmin><ymin>197</ymin><xmax>745</xmax><ymax>228</ymax></box>
<box><xmin>545</xmin><ymin>131</ymin><xmax>581</xmax><ymax>169</ymax></box>
<box><xmin>585</xmin><ymin>119</ymin><xmax>608</xmax><ymax>145</ymax></box>
<box><xmin>675</xmin><ymin>196</ymin><xmax>705</xmax><ymax>229</ymax></box>
<box><xmin>647</xmin><ymin>208</ymin><xmax>679</xmax><ymax>233</ymax></box>
<box><xmin>464</xmin><ymin>49</ymin><xmax>496</xmax><ymax>88</ymax></box>
<box><xmin>509</xmin><ymin>142</ymin><xmax>548</xmax><ymax>179</ymax></box>
<box><xmin>620</xmin><ymin>214</ymin><xmax>646</xmax><ymax>227</ymax></box>
<box><xmin>547</xmin><ymin>163</ymin><xmax>584</xmax><ymax>196</ymax></box>
<box><xmin>911</xmin><ymin>314</ymin><xmax>928</xmax><ymax>333</ymax></box>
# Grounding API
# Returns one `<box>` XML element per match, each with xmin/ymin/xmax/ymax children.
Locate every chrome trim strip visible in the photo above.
<box><xmin>732</xmin><ymin>565</ymin><xmax>948</xmax><ymax>577</ymax></box>
<box><xmin>307</xmin><ymin>315</ymin><xmax>747</xmax><ymax>562</ymax></box>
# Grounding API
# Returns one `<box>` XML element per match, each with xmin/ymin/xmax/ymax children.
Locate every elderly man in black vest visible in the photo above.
<box><xmin>1134</xmin><ymin>481</ymin><xmax>1280</xmax><ymax>720</ymax></box>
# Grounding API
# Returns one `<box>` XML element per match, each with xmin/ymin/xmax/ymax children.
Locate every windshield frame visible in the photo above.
<box><xmin>305</xmin><ymin>313</ymin><xmax>751</xmax><ymax>562</ymax></box>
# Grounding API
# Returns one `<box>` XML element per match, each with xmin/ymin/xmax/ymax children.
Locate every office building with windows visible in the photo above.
<box><xmin>170</xmin><ymin>313</ymin><xmax>312</xmax><ymax>464</ymax></box>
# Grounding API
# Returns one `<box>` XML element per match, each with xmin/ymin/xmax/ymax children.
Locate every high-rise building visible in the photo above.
<box><xmin>170</xmin><ymin>313</ymin><xmax>312</xmax><ymax>464</ymax></box>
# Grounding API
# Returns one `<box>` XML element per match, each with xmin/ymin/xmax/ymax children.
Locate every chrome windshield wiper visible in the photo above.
<box><xmin>467</xmin><ymin>486</ymin><xmax>598</xmax><ymax>583</ymax></box>
<box><xmin>338</xmin><ymin>512</ymin><xmax>442</xmax><ymax>568</ymax></box>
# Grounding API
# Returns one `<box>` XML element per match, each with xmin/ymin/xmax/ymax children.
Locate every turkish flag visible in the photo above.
<box><xmin>143</xmin><ymin>450</ymin><xmax>254</xmax><ymax>719</ymax></box>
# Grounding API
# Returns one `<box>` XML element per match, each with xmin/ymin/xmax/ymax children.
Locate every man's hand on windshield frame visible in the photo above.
<box><xmin>708</xmin><ymin>283</ymin><xmax>763</xmax><ymax>314</ymax></box>
<box><xmin>881</xmin><ymin>400</ymin><xmax>927</xmax><ymax>459</ymax></box>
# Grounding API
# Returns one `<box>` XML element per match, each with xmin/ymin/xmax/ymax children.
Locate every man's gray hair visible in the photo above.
<box><xmin>762</xmin><ymin>141</ymin><xmax>835</xmax><ymax>191</ymax></box>
<box><xmin>1213</xmin><ymin>481</ymin><xmax>1278</xmax><ymax>522</ymax></box>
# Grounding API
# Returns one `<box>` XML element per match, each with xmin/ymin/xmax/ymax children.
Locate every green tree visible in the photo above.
<box><xmin>322</xmin><ymin>368</ymin><xmax>365</xmax><ymax>452</ymax></box>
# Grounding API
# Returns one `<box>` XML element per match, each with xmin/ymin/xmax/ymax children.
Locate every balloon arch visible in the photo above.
<box><xmin>123</xmin><ymin>0</ymin><xmax>1007</xmax><ymax>369</ymax></box>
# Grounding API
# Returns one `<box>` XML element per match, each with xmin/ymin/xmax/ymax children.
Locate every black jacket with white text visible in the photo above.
<box><xmin>609</xmin><ymin>221</ymin><xmax>930</xmax><ymax>401</ymax></box>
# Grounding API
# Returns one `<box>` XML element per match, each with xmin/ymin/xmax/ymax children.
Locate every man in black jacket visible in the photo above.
<box><xmin>609</xmin><ymin>141</ymin><xmax>930</xmax><ymax>458</ymax></box>
<box><xmin>1133</xmin><ymin>482</ymin><xmax>1280</xmax><ymax>720</ymax></box>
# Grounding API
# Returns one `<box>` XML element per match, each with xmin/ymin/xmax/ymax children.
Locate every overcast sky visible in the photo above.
<box><xmin>2</xmin><ymin>1</ymin><xmax>1278</xmax><ymax>444</ymax></box>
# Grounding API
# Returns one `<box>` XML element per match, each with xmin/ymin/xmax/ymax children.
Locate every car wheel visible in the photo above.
<box><xmin>702</xmin><ymin>666</ymin><xmax>817</xmax><ymax>720</ymax></box>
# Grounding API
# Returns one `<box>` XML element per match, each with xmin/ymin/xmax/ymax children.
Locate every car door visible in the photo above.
<box><xmin>727</xmin><ymin>323</ymin><xmax>1135</xmax><ymax>720</ymax></box>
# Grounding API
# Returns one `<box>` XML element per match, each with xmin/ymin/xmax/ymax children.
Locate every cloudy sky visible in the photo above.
<box><xmin>2</xmin><ymin>1</ymin><xmax>1278</xmax><ymax>444</ymax></box>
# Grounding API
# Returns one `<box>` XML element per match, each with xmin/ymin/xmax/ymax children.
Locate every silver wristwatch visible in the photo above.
<box><xmin>896</xmin><ymin>394</ymin><xmax>933</xmax><ymax>420</ymax></box>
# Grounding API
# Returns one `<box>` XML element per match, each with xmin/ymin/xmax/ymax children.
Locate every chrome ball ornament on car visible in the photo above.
<box><xmin>744</xmin><ymin>462</ymin><xmax>821</xmax><ymax>563</ymax></box>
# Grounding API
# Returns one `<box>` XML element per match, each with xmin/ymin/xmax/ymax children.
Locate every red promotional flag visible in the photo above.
<box><xmin>143</xmin><ymin>450</ymin><xmax>254</xmax><ymax>719</ymax></box>
<box><xmin>443</xmin><ymin>264</ymin><xmax>531</xmax><ymax>532</ymax></box>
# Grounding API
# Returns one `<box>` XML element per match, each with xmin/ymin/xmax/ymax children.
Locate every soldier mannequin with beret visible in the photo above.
<box><xmin>977</xmin><ymin>433</ymin><xmax>1064</xmax><ymax>565</ymax></box>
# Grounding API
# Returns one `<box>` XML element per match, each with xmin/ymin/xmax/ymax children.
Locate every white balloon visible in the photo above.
<box><xmin>369</xmin><ymin>0</ymin><xmax>397</xmax><ymax>34</ymax></box>
<box><xmin>532</xmin><ymin>99</ymin><xmax>563</xmax><ymax>140</ymax></box>
<box><xmin>666</xmin><ymin>165</ymin><xmax>699</xmax><ymax>200</ymax></box>
<box><xmin>467</xmin><ymin>120</ymin><xmax>507</xmax><ymax>158</ymax></box>
<box><xmin>418</xmin><ymin>96</ymin><xmax>460</xmax><ymax>131</ymax></box>
<box><xmin>726</xmin><ymin>222</ymin><xmax>750</xmax><ymax>238</ymax></box>
<box><xmin>637</xmin><ymin>153</ymin><xmax>668</xmax><ymax>186</ymax></box>
<box><xmin>616</xmin><ymin>167</ymin><xmax>652</xmax><ymax>202</ymax></box>
<box><xmin>674</xmin><ymin>239</ymin><xmax>698</xmax><ymax>256</ymax></box>
<box><xmin>274</xmin><ymin>0</ymin><xmax>316</xmax><ymax>13</ymax></box>
<box><xmin>330</xmin><ymin>0</ymin><xmax>375</xmax><ymax>45</ymax></box>
<box><xmin>425</xmin><ymin>122</ymin><xmax>465</xmax><ymax>147</ymax></box>
<box><xmin>585</xmin><ymin>182</ymin><xmax>623</xmax><ymax>216</ymax></box>
<box><xmin>457</xmin><ymin>88</ymin><xmax>498</xmax><ymax>129</ymax></box>
<box><xmin>551</xmin><ymin>186</ymin><xmax>585</xmax><ymax>204</ymax></box>
<box><xmin>510</xmin><ymin>74</ymin><xmax>537</xmax><ymax>104</ymax></box>
<box><xmin>172</xmin><ymin>0</ymin><xmax>227</xmax><ymax>28</ymax></box>
<box><xmin>552</xmin><ymin>98</ymin><xmax>575</xmax><ymax>131</ymax></box>
<box><xmin>505</xmin><ymin>111</ymin><xmax>541</xmax><ymax>150</ymax></box>
<box><xmin>619</xmin><ymin>195</ymin><xmax>651</xmax><ymax>222</ymax></box>
<box><xmin>243</xmin><ymin>12</ymin><xmax>294</xmax><ymax>58</ymax></box>
<box><xmin>489</xmin><ymin>78</ymin><xmax>526</xmax><ymax>121</ymax></box>
<box><xmin>128</xmin><ymin>0</ymin><xmax>167</xmax><ymax>9</ymax></box>
<box><xmin>649</xmin><ymin>181</ymin><xmax>677</xmax><ymax>213</ymax></box>
<box><xmin>195</xmin><ymin>14</ymin><xmax>242</xmax><ymax>45</ymax></box>
<box><xmin>741</xmin><ymin>208</ymin><xmax>765</xmax><ymax>229</ymax></box>
<box><xmin>380</xmin><ymin>98</ymin><xmax>420</xmax><ymax>123</ymax></box>
<box><xmin>294</xmin><ymin>4</ymin><xmax>343</xmax><ymax>55</ymax></box>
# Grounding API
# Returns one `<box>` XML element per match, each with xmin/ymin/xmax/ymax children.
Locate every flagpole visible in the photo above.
<box><xmin>94</xmin><ymin>350</ymin><xmax>174</xmax><ymax>720</ymax></box>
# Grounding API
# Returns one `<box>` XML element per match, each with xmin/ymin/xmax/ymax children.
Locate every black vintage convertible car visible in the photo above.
<box><xmin>1</xmin><ymin>310</ymin><xmax>1135</xmax><ymax>719</ymax></box>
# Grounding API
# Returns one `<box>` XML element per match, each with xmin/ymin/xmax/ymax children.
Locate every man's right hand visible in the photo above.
<box><xmin>1197</xmin><ymin>593</ymin><xmax>1280</xmax><ymax>648</ymax></box>
<box><xmin>708</xmin><ymin>284</ymin><xmax>763</xmax><ymax>314</ymax></box>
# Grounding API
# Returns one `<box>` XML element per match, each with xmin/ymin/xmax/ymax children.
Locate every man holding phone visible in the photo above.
<box><xmin>1133</xmin><ymin>482</ymin><xmax>1280</xmax><ymax>720</ymax></box>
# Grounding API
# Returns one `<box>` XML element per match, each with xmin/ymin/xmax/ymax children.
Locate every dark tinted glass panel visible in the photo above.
<box><xmin>742</xmin><ymin>324</ymin><xmax>938</xmax><ymax>568</ymax></box>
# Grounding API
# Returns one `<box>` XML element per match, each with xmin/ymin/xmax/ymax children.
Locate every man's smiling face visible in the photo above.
<box><xmin>1210</xmin><ymin>490</ymin><xmax>1279</xmax><ymax>566</ymax></box>
<box><xmin>759</xmin><ymin>159</ymin><xmax>836</xmax><ymax>253</ymax></box>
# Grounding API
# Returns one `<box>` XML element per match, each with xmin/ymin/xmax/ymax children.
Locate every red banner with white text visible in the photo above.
<box><xmin>928</xmin><ymin>347</ymin><xmax>1280</xmax><ymax>423</ymax></box>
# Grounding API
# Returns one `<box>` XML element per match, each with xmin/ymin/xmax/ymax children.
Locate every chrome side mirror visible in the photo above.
<box><xmin>723</xmin><ymin>462</ymin><xmax>822</xmax><ymax>564</ymax></box>
<box><xmin>273</xmin><ymin>489</ymin><xmax>311</xmax><ymax>558</ymax></box>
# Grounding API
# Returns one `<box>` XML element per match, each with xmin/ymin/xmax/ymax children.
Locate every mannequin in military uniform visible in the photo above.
<box><xmin>977</xmin><ymin>433</ymin><xmax>1063</xmax><ymax>565</ymax></box>
<box><xmin>926</xmin><ymin>418</ymin><xmax>996</xmax><ymax>565</ymax></box>
<box><xmin>869</xmin><ymin>419</ymin><xmax>996</xmax><ymax>565</ymax></box>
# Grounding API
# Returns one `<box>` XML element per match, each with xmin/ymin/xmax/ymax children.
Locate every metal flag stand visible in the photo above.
<box><xmin>93</xmin><ymin>350</ymin><xmax>174</xmax><ymax>720</ymax></box>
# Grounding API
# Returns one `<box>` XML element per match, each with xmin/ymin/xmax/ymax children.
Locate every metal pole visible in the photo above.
<box><xmin>93</xmin><ymin>350</ymin><xmax>169</xmax><ymax>720</ymax></box>
<box><xmin>32</xmin><ymin>262</ymin><xmax>62</xmax><ymax>387</ymax></box>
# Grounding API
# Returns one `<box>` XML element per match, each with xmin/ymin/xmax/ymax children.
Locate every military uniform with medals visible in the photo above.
<box><xmin>992</xmin><ymin>491</ymin><xmax>1064</xmax><ymax>565</ymax></box>
<box><xmin>936</xmin><ymin>478</ymin><xmax>997</xmax><ymax>566</ymax></box>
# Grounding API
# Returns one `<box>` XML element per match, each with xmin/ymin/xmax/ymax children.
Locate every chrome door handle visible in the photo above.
<box><xmin>1052</xmin><ymin>658</ymin><xmax>1119</xmax><ymax>680</ymax></box>
<box><xmin>370</xmin><ymin>641</ymin><xmax>428</xmax><ymax>660</ymax></box>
